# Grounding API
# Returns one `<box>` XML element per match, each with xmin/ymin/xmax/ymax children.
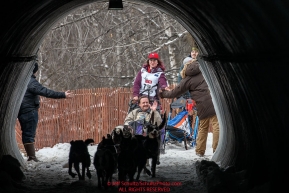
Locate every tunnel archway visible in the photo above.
<box><xmin>1</xmin><ymin>0</ymin><xmax>289</xmax><ymax>191</ymax></box>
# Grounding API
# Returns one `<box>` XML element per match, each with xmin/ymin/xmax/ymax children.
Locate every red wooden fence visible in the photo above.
<box><xmin>15</xmin><ymin>87</ymin><xmax>175</xmax><ymax>151</ymax></box>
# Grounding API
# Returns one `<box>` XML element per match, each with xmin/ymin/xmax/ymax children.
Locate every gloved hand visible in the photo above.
<box><xmin>150</xmin><ymin>100</ymin><xmax>158</xmax><ymax>111</ymax></box>
<box><xmin>132</xmin><ymin>96</ymin><xmax>138</xmax><ymax>103</ymax></box>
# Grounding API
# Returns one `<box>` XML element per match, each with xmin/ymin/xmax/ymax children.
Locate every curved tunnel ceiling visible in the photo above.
<box><xmin>0</xmin><ymin>0</ymin><xmax>289</xmax><ymax>191</ymax></box>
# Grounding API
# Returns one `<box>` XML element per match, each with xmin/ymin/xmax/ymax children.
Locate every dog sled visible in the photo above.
<box><xmin>125</xmin><ymin>89</ymin><xmax>199</xmax><ymax>152</ymax></box>
<box><xmin>164</xmin><ymin>97</ymin><xmax>199</xmax><ymax>150</ymax></box>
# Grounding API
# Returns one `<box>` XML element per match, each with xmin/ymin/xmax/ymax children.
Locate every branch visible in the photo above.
<box><xmin>51</xmin><ymin>4</ymin><xmax>107</xmax><ymax>30</ymax></box>
<box><xmin>150</xmin><ymin>31</ymin><xmax>189</xmax><ymax>53</ymax></box>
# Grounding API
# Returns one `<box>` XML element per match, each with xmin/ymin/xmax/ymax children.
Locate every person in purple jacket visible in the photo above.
<box><xmin>131</xmin><ymin>52</ymin><xmax>168</xmax><ymax>113</ymax></box>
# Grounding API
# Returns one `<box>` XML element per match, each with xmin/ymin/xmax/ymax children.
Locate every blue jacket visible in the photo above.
<box><xmin>18</xmin><ymin>75</ymin><xmax>66</xmax><ymax>115</ymax></box>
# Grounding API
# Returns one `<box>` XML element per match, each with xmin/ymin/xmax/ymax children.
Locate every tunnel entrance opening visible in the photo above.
<box><xmin>5</xmin><ymin>1</ymin><xmax>222</xmax><ymax>193</ymax></box>
<box><xmin>1</xmin><ymin>1</ymin><xmax>289</xmax><ymax>193</ymax></box>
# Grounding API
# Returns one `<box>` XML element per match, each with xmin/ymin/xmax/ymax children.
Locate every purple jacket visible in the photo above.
<box><xmin>133</xmin><ymin>66</ymin><xmax>167</xmax><ymax>100</ymax></box>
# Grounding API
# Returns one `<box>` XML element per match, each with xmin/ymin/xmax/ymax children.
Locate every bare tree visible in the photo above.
<box><xmin>38</xmin><ymin>2</ymin><xmax>195</xmax><ymax>90</ymax></box>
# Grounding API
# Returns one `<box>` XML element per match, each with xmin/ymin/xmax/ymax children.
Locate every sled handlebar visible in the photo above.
<box><xmin>139</xmin><ymin>84</ymin><xmax>158</xmax><ymax>103</ymax></box>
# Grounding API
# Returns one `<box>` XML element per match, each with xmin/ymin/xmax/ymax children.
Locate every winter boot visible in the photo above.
<box><xmin>24</xmin><ymin>143</ymin><xmax>39</xmax><ymax>162</ymax></box>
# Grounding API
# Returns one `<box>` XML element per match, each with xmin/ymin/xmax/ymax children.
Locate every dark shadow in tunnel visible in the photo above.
<box><xmin>1</xmin><ymin>0</ymin><xmax>289</xmax><ymax>192</ymax></box>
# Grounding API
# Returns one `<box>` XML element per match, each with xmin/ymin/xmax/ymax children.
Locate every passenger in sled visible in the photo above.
<box><xmin>124</xmin><ymin>96</ymin><xmax>163</xmax><ymax>166</ymax></box>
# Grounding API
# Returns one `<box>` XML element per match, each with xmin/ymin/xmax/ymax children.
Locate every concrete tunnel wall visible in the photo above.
<box><xmin>0</xmin><ymin>0</ymin><xmax>289</xmax><ymax>191</ymax></box>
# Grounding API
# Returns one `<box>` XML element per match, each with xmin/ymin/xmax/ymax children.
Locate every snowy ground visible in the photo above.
<box><xmin>19</xmin><ymin>134</ymin><xmax>215</xmax><ymax>193</ymax></box>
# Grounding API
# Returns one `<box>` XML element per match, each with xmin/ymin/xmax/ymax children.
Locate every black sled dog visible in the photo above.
<box><xmin>68</xmin><ymin>138</ymin><xmax>94</xmax><ymax>180</ymax></box>
<box><xmin>94</xmin><ymin>134</ymin><xmax>117</xmax><ymax>189</ymax></box>
<box><xmin>135</xmin><ymin>112</ymin><xmax>167</xmax><ymax>180</ymax></box>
